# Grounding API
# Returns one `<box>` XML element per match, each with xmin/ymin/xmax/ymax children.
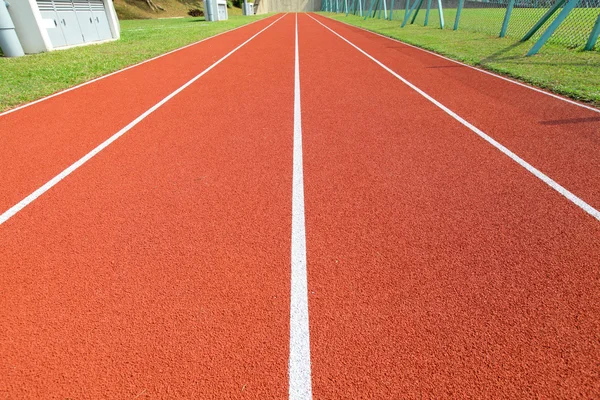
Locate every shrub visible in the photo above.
<box><xmin>187</xmin><ymin>8</ymin><xmax>204</xmax><ymax>17</ymax></box>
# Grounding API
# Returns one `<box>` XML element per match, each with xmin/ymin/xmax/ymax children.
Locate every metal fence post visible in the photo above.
<box><xmin>409</xmin><ymin>0</ymin><xmax>424</xmax><ymax>25</ymax></box>
<box><xmin>365</xmin><ymin>0</ymin><xmax>375</xmax><ymax>19</ymax></box>
<box><xmin>402</xmin><ymin>0</ymin><xmax>421</xmax><ymax>26</ymax></box>
<box><xmin>584</xmin><ymin>13</ymin><xmax>600</xmax><ymax>50</ymax></box>
<box><xmin>521</xmin><ymin>0</ymin><xmax>566</xmax><ymax>41</ymax></box>
<box><xmin>373</xmin><ymin>0</ymin><xmax>381</xmax><ymax>17</ymax></box>
<box><xmin>437</xmin><ymin>0</ymin><xmax>444</xmax><ymax>29</ymax></box>
<box><xmin>453</xmin><ymin>0</ymin><xmax>464</xmax><ymax>30</ymax></box>
<box><xmin>527</xmin><ymin>0</ymin><xmax>579</xmax><ymax>55</ymax></box>
<box><xmin>500</xmin><ymin>0</ymin><xmax>515</xmax><ymax>37</ymax></box>
<box><xmin>424</xmin><ymin>0</ymin><xmax>432</xmax><ymax>26</ymax></box>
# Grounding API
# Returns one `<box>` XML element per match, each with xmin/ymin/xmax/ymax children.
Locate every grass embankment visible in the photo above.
<box><xmin>0</xmin><ymin>15</ymin><xmax>269</xmax><ymax>113</ymax></box>
<box><xmin>319</xmin><ymin>12</ymin><xmax>600</xmax><ymax>107</ymax></box>
<box><xmin>113</xmin><ymin>0</ymin><xmax>249</xmax><ymax>19</ymax></box>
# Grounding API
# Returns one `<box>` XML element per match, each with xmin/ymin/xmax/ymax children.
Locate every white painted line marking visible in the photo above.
<box><xmin>314</xmin><ymin>13</ymin><xmax>600</xmax><ymax>114</ymax></box>
<box><xmin>289</xmin><ymin>13</ymin><xmax>313</xmax><ymax>400</ymax></box>
<box><xmin>307</xmin><ymin>14</ymin><xmax>600</xmax><ymax>222</ymax></box>
<box><xmin>0</xmin><ymin>14</ymin><xmax>287</xmax><ymax>226</ymax></box>
<box><xmin>0</xmin><ymin>15</ymin><xmax>278</xmax><ymax>118</ymax></box>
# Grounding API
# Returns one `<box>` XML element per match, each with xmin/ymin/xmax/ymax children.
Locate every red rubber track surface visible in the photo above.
<box><xmin>0</xmin><ymin>14</ymin><xmax>279</xmax><ymax>213</ymax></box>
<box><xmin>0</xmin><ymin>14</ymin><xmax>294</xmax><ymax>398</ymax></box>
<box><xmin>309</xmin><ymin>13</ymin><xmax>600</xmax><ymax>211</ymax></box>
<box><xmin>298</xmin><ymin>13</ymin><xmax>599</xmax><ymax>398</ymax></box>
<box><xmin>1</xmin><ymin>11</ymin><xmax>600</xmax><ymax>399</ymax></box>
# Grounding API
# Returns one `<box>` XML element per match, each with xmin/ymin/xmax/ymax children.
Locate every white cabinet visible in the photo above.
<box><xmin>217</xmin><ymin>0</ymin><xmax>228</xmax><ymax>20</ymax></box>
<box><xmin>35</xmin><ymin>0</ymin><xmax>113</xmax><ymax>48</ymax></box>
<box><xmin>37</xmin><ymin>1</ymin><xmax>67</xmax><ymax>47</ymax></box>
<box><xmin>6</xmin><ymin>0</ymin><xmax>119</xmax><ymax>53</ymax></box>
<box><xmin>205</xmin><ymin>0</ymin><xmax>228</xmax><ymax>21</ymax></box>
<box><xmin>74</xmin><ymin>1</ymin><xmax>99</xmax><ymax>42</ymax></box>
<box><xmin>90</xmin><ymin>0</ymin><xmax>112</xmax><ymax>40</ymax></box>
<box><xmin>54</xmin><ymin>0</ymin><xmax>84</xmax><ymax>46</ymax></box>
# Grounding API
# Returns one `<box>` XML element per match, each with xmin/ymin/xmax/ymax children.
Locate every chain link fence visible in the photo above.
<box><xmin>341</xmin><ymin>0</ymin><xmax>600</xmax><ymax>50</ymax></box>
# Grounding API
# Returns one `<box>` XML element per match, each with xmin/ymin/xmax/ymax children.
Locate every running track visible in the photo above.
<box><xmin>1</xmin><ymin>12</ymin><xmax>599</xmax><ymax>399</ymax></box>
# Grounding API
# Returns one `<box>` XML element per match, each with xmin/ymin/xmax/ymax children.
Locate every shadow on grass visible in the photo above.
<box><xmin>478</xmin><ymin>41</ymin><xmax>600</xmax><ymax>68</ymax></box>
<box><xmin>479</xmin><ymin>42</ymin><xmax>529</xmax><ymax>63</ymax></box>
<box><xmin>484</xmin><ymin>57</ymin><xmax>600</xmax><ymax>67</ymax></box>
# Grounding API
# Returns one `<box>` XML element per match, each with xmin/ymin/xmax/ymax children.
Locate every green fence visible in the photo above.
<box><xmin>325</xmin><ymin>0</ymin><xmax>600</xmax><ymax>52</ymax></box>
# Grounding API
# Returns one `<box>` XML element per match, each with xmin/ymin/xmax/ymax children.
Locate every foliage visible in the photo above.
<box><xmin>187</xmin><ymin>8</ymin><xmax>204</xmax><ymax>16</ymax></box>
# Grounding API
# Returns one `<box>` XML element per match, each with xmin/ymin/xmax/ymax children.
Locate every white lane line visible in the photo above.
<box><xmin>307</xmin><ymin>14</ymin><xmax>600</xmax><ymax>223</ymax></box>
<box><xmin>313</xmin><ymin>13</ymin><xmax>600</xmax><ymax>114</ymax></box>
<box><xmin>0</xmin><ymin>14</ymin><xmax>287</xmax><ymax>226</ymax></box>
<box><xmin>0</xmin><ymin>15</ymin><xmax>278</xmax><ymax>118</ymax></box>
<box><xmin>289</xmin><ymin>12</ymin><xmax>313</xmax><ymax>400</ymax></box>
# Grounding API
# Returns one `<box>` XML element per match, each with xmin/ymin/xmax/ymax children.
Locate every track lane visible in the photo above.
<box><xmin>299</xmin><ymin>13</ymin><xmax>600</xmax><ymax>398</ymax></box>
<box><xmin>0</xmin><ymin>14</ymin><xmax>280</xmax><ymax>214</ymax></box>
<box><xmin>309</xmin><ymin>13</ymin><xmax>600</xmax><ymax>211</ymax></box>
<box><xmin>0</xmin><ymin>13</ymin><xmax>294</xmax><ymax>398</ymax></box>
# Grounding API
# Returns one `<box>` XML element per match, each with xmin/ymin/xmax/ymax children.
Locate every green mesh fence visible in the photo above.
<box><xmin>345</xmin><ymin>0</ymin><xmax>600</xmax><ymax>50</ymax></box>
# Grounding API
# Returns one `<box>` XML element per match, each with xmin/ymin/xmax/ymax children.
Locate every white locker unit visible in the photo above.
<box><xmin>37</xmin><ymin>0</ymin><xmax>113</xmax><ymax>47</ymax></box>
<box><xmin>37</xmin><ymin>0</ymin><xmax>67</xmax><ymax>47</ymax></box>
<box><xmin>74</xmin><ymin>0</ymin><xmax>99</xmax><ymax>43</ymax></box>
<box><xmin>206</xmin><ymin>0</ymin><xmax>228</xmax><ymax>21</ymax></box>
<box><xmin>242</xmin><ymin>2</ymin><xmax>253</xmax><ymax>15</ymax></box>
<box><xmin>89</xmin><ymin>0</ymin><xmax>112</xmax><ymax>40</ymax></box>
<box><xmin>5</xmin><ymin>0</ymin><xmax>119</xmax><ymax>54</ymax></box>
<box><xmin>52</xmin><ymin>0</ymin><xmax>84</xmax><ymax>45</ymax></box>
<box><xmin>216</xmin><ymin>0</ymin><xmax>228</xmax><ymax>20</ymax></box>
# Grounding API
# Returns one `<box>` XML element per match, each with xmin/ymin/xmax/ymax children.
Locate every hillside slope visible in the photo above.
<box><xmin>113</xmin><ymin>0</ymin><xmax>244</xmax><ymax>19</ymax></box>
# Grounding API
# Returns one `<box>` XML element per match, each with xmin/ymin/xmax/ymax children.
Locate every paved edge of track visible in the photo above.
<box><xmin>0</xmin><ymin>16</ymin><xmax>275</xmax><ymax>118</ymax></box>
<box><xmin>314</xmin><ymin>13</ymin><xmax>600</xmax><ymax>114</ymax></box>
<box><xmin>288</xmin><ymin>13</ymin><xmax>313</xmax><ymax>400</ymax></box>
<box><xmin>306</xmin><ymin>13</ymin><xmax>600</xmax><ymax>223</ymax></box>
<box><xmin>0</xmin><ymin>14</ymin><xmax>286</xmax><ymax>226</ymax></box>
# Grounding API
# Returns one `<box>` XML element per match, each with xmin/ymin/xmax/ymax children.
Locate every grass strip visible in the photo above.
<box><xmin>0</xmin><ymin>15</ymin><xmax>271</xmax><ymax>113</ymax></box>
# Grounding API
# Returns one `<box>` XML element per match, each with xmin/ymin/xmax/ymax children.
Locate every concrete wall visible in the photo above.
<box><xmin>105</xmin><ymin>0</ymin><xmax>121</xmax><ymax>40</ymax></box>
<box><xmin>7</xmin><ymin>0</ymin><xmax>51</xmax><ymax>53</ymax></box>
<box><xmin>256</xmin><ymin>0</ymin><xmax>322</xmax><ymax>13</ymax></box>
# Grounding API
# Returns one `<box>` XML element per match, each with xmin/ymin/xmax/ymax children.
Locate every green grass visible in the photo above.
<box><xmin>0</xmin><ymin>15</ymin><xmax>271</xmax><ymax>113</ymax></box>
<box><xmin>320</xmin><ymin>12</ymin><xmax>600</xmax><ymax>106</ymax></box>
